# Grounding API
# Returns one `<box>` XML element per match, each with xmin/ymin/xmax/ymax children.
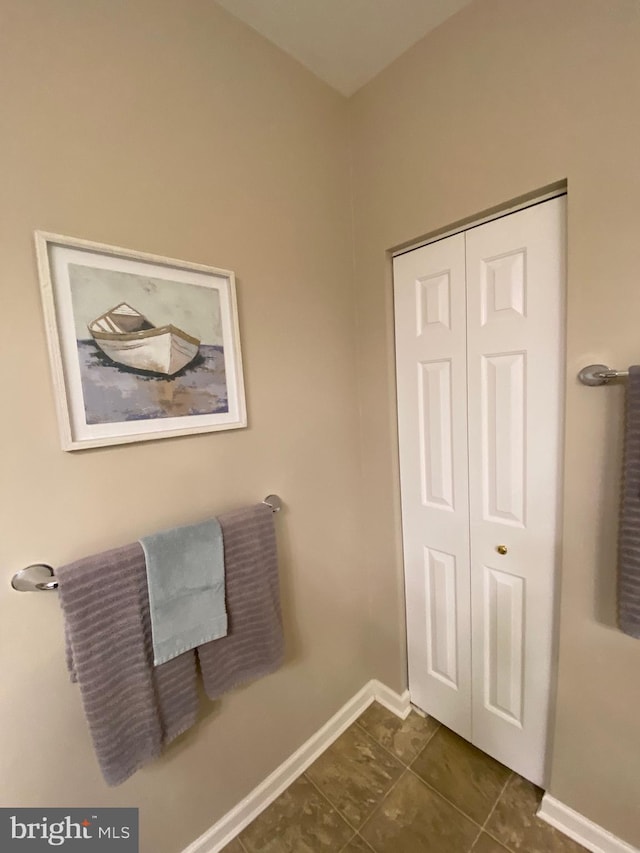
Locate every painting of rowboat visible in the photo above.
<box><xmin>88</xmin><ymin>302</ymin><xmax>201</xmax><ymax>376</ymax></box>
<box><xmin>36</xmin><ymin>231</ymin><xmax>246</xmax><ymax>450</ymax></box>
<box><xmin>70</xmin><ymin>265</ymin><xmax>229</xmax><ymax>425</ymax></box>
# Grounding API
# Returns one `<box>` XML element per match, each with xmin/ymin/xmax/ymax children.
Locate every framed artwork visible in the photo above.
<box><xmin>35</xmin><ymin>231</ymin><xmax>247</xmax><ymax>450</ymax></box>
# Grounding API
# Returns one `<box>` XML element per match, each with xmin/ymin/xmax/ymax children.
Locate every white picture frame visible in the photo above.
<box><xmin>35</xmin><ymin>231</ymin><xmax>247</xmax><ymax>451</ymax></box>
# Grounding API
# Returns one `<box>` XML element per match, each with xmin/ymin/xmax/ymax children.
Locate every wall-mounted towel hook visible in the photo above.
<box><xmin>11</xmin><ymin>494</ymin><xmax>284</xmax><ymax>591</ymax></box>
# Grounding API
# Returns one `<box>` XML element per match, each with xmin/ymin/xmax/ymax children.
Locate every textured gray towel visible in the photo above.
<box><xmin>57</xmin><ymin>542</ymin><xmax>199</xmax><ymax>786</ymax></box>
<box><xmin>619</xmin><ymin>366</ymin><xmax>640</xmax><ymax>638</ymax></box>
<box><xmin>57</xmin><ymin>505</ymin><xmax>283</xmax><ymax>785</ymax></box>
<box><xmin>198</xmin><ymin>503</ymin><xmax>284</xmax><ymax>699</ymax></box>
<box><xmin>140</xmin><ymin>518</ymin><xmax>227</xmax><ymax>665</ymax></box>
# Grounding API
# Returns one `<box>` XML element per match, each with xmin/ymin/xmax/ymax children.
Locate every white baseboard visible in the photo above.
<box><xmin>538</xmin><ymin>794</ymin><xmax>639</xmax><ymax>853</ymax></box>
<box><xmin>372</xmin><ymin>679</ymin><xmax>412</xmax><ymax>719</ymax></box>
<box><xmin>182</xmin><ymin>679</ymin><xmax>410</xmax><ymax>853</ymax></box>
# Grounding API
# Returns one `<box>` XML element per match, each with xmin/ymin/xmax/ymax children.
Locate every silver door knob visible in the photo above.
<box><xmin>496</xmin><ymin>545</ymin><xmax>508</xmax><ymax>555</ymax></box>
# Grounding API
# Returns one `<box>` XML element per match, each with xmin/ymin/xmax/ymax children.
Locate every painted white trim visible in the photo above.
<box><xmin>538</xmin><ymin>794</ymin><xmax>639</xmax><ymax>853</ymax></box>
<box><xmin>370</xmin><ymin>678</ymin><xmax>411</xmax><ymax>719</ymax></box>
<box><xmin>182</xmin><ymin>680</ymin><xmax>410</xmax><ymax>853</ymax></box>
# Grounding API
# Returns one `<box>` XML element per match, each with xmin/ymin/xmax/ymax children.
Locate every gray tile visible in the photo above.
<box><xmin>485</xmin><ymin>775</ymin><xmax>589</xmax><ymax>852</ymax></box>
<box><xmin>305</xmin><ymin>723</ymin><xmax>404</xmax><ymax>829</ymax></box>
<box><xmin>239</xmin><ymin>775</ymin><xmax>353</xmax><ymax>853</ymax></box>
<box><xmin>412</xmin><ymin>726</ymin><xmax>511</xmax><ymax>824</ymax></box>
<box><xmin>360</xmin><ymin>770</ymin><xmax>479</xmax><ymax>853</ymax></box>
<box><xmin>357</xmin><ymin>702</ymin><xmax>440</xmax><ymax>764</ymax></box>
<box><xmin>472</xmin><ymin>833</ymin><xmax>511</xmax><ymax>853</ymax></box>
<box><xmin>340</xmin><ymin>835</ymin><xmax>374</xmax><ymax>852</ymax></box>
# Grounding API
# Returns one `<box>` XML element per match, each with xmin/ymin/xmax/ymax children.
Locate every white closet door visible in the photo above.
<box><xmin>393</xmin><ymin>234</ymin><xmax>472</xmax><ymax>737</ymax></box>
<box><xmin>465</xmin><ymin>197</ymin><xmax>565</xmax><ymax>784</ymax></box>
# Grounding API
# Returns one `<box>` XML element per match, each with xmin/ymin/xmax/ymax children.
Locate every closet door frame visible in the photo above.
<box><xmin>392</xmin><ymin>187</ymin><xmax>566</xmax><ymax>259</ymax></box>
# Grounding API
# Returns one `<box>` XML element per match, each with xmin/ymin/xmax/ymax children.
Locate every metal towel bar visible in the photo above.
<box><xmin>10</xmin><ymin>494</ymin><xmax>283</xmax><ymax>592</ymax></box>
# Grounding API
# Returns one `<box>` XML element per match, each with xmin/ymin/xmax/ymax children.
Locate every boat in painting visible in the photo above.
<box><xmin>88</xmin><ymin>303</ymin><xmax>200</xmax><ymax>376</ymax></box>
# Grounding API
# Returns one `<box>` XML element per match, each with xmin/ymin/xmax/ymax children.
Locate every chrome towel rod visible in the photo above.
<box><xmin>578</xmin><ymin>364</ymin><xmax>629</xmax><ymax>386</ymax></box>
<box><xmin>10</xmin><ymin>494</ymin><xmax>283</xmax><ymax>592</ymax></box>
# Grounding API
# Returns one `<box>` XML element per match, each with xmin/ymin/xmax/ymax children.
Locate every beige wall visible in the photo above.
<box><xmin>0</xmin><ymin>2</ymin><xmax>366</xmax><ymax>851</ymax></box>
<box><xmin>350</xmin><ymin>0</ymin><xmax>640</xmax><ymax>845</ymax></box>
<box><xmin>4</xmin><ymin>0</ymin><xmax>640</xmax><ymax>850</ymax></box>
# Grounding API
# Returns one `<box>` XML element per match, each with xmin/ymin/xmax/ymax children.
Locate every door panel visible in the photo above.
<box><xmin>425</xmin><ymin>546</ymin><xmax>459</xmax><ymax>687</ymax></box>
<box><xmin>394</xmin><ymin>234</ymin><xmax>472</xmax><ymax>737</ymax></box>
<box><xmin>466</xmin><ymin>197</ymin><xmax>565</xmax><ymax>784</ymax></box>
<box><xmin>483</xmin><ymin>565</ymin><xmax>525</xmax><ymax>725</ymax></box>
<box><xmin>481</xmin><ymin>351</ymin><xmax>526</xmax><ymax>526</ymax></box>
<box><xmin>418</xmin><ymin>359</ymin><xmax>455</xmax><ymax>509</ymax></box>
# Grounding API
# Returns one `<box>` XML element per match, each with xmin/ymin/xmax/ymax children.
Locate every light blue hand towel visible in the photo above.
<box><xmin>140</xmin><ymin>518</ymin><xmax>227</xmax><ymax>665</ymax></box>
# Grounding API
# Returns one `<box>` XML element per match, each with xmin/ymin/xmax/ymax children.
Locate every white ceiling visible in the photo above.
<box><xmin>214</xmin><ymin>0</ymin><xmax>474</xmax><ymax>96</ymax></box>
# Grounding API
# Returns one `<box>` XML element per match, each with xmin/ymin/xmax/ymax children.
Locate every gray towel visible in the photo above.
<box><xmin>57</xmin><ymin>505</ymin><xmax>283</xmax><ymax>785</ymax></box>
<box><xmin>57</xmin><ymin>542</ymin><xmax>199</xmax><ymax>786</ymax></box>
<box><xmin>140</xmin><ymin>518</ymin><xmax>227</xmax><ymax>665</ymax></box>
<box><xmin>198</xmin><ymin>503</ymin><xmax>284</xmax><ymax>699</ymax></box>
<box><xmin>619</xmin><ymin>365</ymin><xmax>640</xmax><ymax>638</ymax></box>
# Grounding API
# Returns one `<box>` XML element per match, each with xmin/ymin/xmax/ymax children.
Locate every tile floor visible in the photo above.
<box><xmin>222</xmin><ymin>702</ymin><xmax>588</xmax><ymax>853</ymax></box>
